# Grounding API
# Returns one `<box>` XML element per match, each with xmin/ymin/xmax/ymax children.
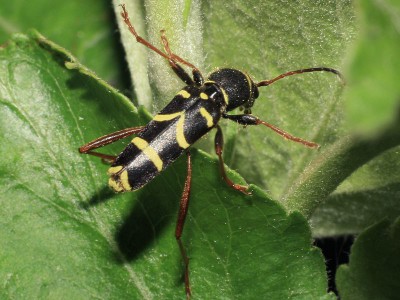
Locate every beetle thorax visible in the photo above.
<box><xmin>207</xmin><ymin>68</ymin><xmax>259</xmax><ymax>111</ymax></box>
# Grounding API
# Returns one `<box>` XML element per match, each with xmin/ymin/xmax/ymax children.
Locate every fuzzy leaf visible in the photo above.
<box><xmin>310</xmin><ymin>0</ymin><xmax>400</xmax><ymax>235</ymax></box>
<box><xmin>116</xmin><ymin>0</ymin><xmax>355</xmax><ymax>199</ymax></box>
<box><xmin>336</xmin><ymin>219</ymin><xmax>400</xmax><ymax>300</ymax></box>
<box><xmin>284</xmin><ymin>115</ymin><xmax>400</xmax><ymax>218</ymax></box>
<box><xmin>311</xmin><ymin>143</ymin><xmax>400</xmax><ymax>236</ymax></box>
<box><xmin>343</xmin><ymin>0</ymin><xmax>400</xmax><ymax>132</ymax></box>
<box><xmin>0</xmin><ymin>0</ymin><xmax>129</xmax><ymax>90</ymax></box>
<box><xmin>0</xmin><ymin>32</ymin><xmax>333</xmax><ymax>299</ymax></box>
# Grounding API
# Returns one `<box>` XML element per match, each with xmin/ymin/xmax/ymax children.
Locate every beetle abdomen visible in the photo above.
<box><xmin>108</xmin><ymin>85</ymin><xmax>223</xmax><ymax>192</ymax></box>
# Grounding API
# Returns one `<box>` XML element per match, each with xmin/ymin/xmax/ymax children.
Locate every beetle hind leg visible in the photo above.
<box><xmin>175</xmin><ymin>150</ymin><xmax>193</xmax><ymax>298</ymax></box>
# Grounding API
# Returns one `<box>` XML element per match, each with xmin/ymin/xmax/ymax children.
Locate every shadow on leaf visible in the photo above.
<box><xmin>79</xmin><ymin>185</ymin><xmax>117</xmax><ymax>209</ymax></box>
<box><xmin>113</xmin><ymin>159</ymin><xmax>186</xmax><ymax>262</ymax></box>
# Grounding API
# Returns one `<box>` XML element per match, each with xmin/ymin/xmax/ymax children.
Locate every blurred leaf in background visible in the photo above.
<box><xmin>310</xmin><ymin>0</ymin><xmax>400</xmax><ymax>237</ymax></box>
<box><xmin>0</xmin><ymin>32</ymin><xmax>332</xmax><ymax>299</ymax></box>
<box><xmin>0</xmin><ymin>0</ymin><xmax>130</xmax><ymax>91</ymax></box>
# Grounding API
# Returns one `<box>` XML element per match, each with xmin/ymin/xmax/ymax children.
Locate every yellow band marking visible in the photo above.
<box><xmin>177</xmin><ymin>90</ymin><xmax>191</xmax><ymax>98</ymax></box>
<box><xmin>244</xmin><ymin>72</ymin><xmax>251</xmax><ymax>88</ymax></box>
<box><xmin>176</xmin><ymin>114</ymin><xmax>190</xmax><ymax>149</ymax></box>
<box><xmin>153</xmin><ymin>110</ymin><xmax>190</xmax><ymax>149</ymax></box>
<box><xmin>220</xmin><ymin>87</ymin><xmax>229</xmax><ymax>105</ymax></box>
<box><xmin>243</xmin><ymin>71</ymin><xmax>253</xmax><ymax>100</ymax></box>
<box><xmin>200</xmin><ymin>107</ymin><xmax>214</xmax><ymax>128</ymax></box>
<box><xmin>109</xmin><ymin>177</ymin><xmax>123</xmax><ymax>192</ymax></box>
<box><xmin>132</xmin><ymin>137</ymin><xmax>163</xmax><ymax>171</ymax></box>
<box><xmin>119</xmin><ymin>170</ymin><xmax>131</xmax><ymax>191</ymax></box>
<box><xmin>205</xmin><ymin>80</ymin><xmax>228</xmax><ymax>105</ymax></box>
<box><xmin>200</xmin><ymin>92</ymin><xmax>208</xmax><ymax>100</ymax></box>
<box><xmin>153</xmin><ymin>111</ymin><xmax>182</xmax><ymax>122</ymax></box>
<box><xmin>108</xmin><ymin>166</ymin><xmax>132</xmax><ymax>192</ymax></box>
<box><xmin>107</xmin><ymin>165</ymin><xmax>123</xmax><ymax>175</ymax></box>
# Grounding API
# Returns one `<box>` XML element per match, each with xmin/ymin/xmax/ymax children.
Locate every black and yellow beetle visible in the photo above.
<box><xmin>79</xmin><ymin>4</ymin><xmax>342</xmax><ymax>298</ymax></box>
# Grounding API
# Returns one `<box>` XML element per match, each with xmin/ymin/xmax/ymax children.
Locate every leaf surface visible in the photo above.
<box><xmin>336</xmin><ymin>219</ymin><xmax>400</xmax><ymax>300</ymax></box>
<box><xmin>0</xmin><ymin>32</ymin><xmax>333</xmax><ymax>299</ymax></box>
<box><xmin>117</xmin><ymin>1</ymin><xmax>355</xmax><ymax>200</ymax></box>
<box><xmin>0</xmin><ymin>0</ymin><xmax>129</xmax><ymax>90</ymax></box>
<box><xmin>309</xmin><ymin>0</ymin><xmax>400</xmax><ymax>234</ymax></box>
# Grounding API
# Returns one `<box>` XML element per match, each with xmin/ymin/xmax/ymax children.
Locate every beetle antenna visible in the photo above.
<box><xmin>256</xmin><ymin>67</ymin><xmax>344</xmax><ymax>87</ymax></box>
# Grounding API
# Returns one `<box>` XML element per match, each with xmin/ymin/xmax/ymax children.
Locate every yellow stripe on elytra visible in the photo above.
<box><xmin>200</xmin><ymin>107</ymin><xmax>214</xmax><ymax>128</ymax></box>
<box><xmin>108</xmin><ymin>177</ymin><xmax>123</xmax><ymax>192</ymax></box>
<box><xmin>153</xmin><ymin>111</ymin><xmax>182</xmax><ymax>122</ymax></box>
<box><xmin>176</xmin><ymin>114</ymin><xmax>190</xmax><ymax>149</ymax></box>
<box><xmin>153</xmin><ymin>110</ymin><xmax>190</xmax><ymax>149</ymax></box>
<box><xmin>119</xmin><ymin>170</ymin><xmax>131</xmax><ymax>190</ymax></box>
<box><xmin>204</xmin><ymin>80</ymin><xmax>228</xmax><ymax>105</ymax></box>
<box><xmin>200</xmin><ymin>92</ymin><xmax>208</xmax><ymax>100</ymax></box>
<box><xmin>107</xmin><ymin>165</ymin><xmax>123</xmax><ymax>175</ymax></box>
<box><xmin>131</xmin><ymin>137</ymin><xmax>163</xmax><ymax>171</ymax></box>
<box><xmin>177</xmin><ymin>90</ymin><xmax>191</xmax><ymax>99</ymax></box>
<box><xmin>107</xmin><ymin>166</ymin><xmax>132</xmax><ymax>192</ymax></box>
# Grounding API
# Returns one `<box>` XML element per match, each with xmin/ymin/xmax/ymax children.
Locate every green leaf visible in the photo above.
<box><xmin>0</xmin><ymin>0</ymin><xmax>129</xmax><ymax>91</ymax></box>
<box><xmin>117</xmin><ymin>0</ymin><xmax>355</xmax><ymax>199</ymax></box>
<box><xmin>4</xmin><ymin>0</ymin><xmax>399</xmax><ymax>298</ymax></box>
<box><xmin>0</xmin><ymin>32</ymin><xmax>333</xmax><ymax>299</ymax></box>
<box><xmin>0</xmin><ymin>31</ymin><xmax>144</xmax><ymax>298</ymax></box>
<box><xmin>284</xmin><ymin>115</ymin><xmax>400</xmax><ymax>218</ymax></box>
<box><xmin>336</xmin><ymin>219</ymin><xmax>400</xmax><ymax>300</ymax></box>
<box><xmin>309</xmin><ymin>0</ymin><xmax>400</xmax><ymax>235</ymax></box>
<box><xmin>311</xmin><ymin>146</ymin><xmax>400</xmax><ymax>237</ymax></box>
<box><xmin>195</xmin><ymin>1</ymin><xmax>353</xmax><ymax>199</ymax></box>
<box><xmin>115</xmin><ymin>0</ymin><xmax>204</xmax><ymax>111</ymax></box>
<box><xmin>343</xmin><ymin>0</ymin><xmax>400</xmax><ymax>132</ymax></box>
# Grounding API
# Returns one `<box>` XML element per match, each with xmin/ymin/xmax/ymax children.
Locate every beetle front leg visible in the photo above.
<box><xmin>223</xmin><ymin>114</ymin><xmax>319</xmax><ymax>148</ymax></box>
<box><xmin>120</xmin><ymin>4</ymin><xmax>203</xmax><ymax>86</ymax></box>
<box><xmin>214</xmin><ymin>125</ymin><xmax>250</xmax><ymax>195</ymax></box>
<box><xmin>160</xmin><ymin>30</ymin><xmax>204</xmax><ymax>86</ymax></box>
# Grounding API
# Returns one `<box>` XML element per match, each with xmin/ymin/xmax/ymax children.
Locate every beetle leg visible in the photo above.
<box><xmin>160</xmin><ymin>30</ymin><xmax>204</xmax><ymax>86</ymax></box>
<box><xmin>120</xmin><ymin>4</ymin><xmax>203</xmax><ymax>86</ymax></box>
<box><xmin>159</xmin><ymin>30</ymin><xmax>198</xmax><ymax>86</ymax></box>
<box><xmin>214</xmin><ymin>125</ymin><xmax>250</xmax><ymax>195</ymax></box>
<box><xmin>79</xmin><ymin>126</ymin><xmax>145</xmax><ymax>163</ymax></box>
<box><xmin>175</xmin><ymin>150</ymin><xmax>193</xmax><ymax>299</ymax></box>
<box><xmin>120</xmin><ymin>4</ymin><xmax>170</xmax><ymax>62</ymax></box>
<box><xmin>223</xmin><ymin>114</ymin><xmax>319</xmax><ymax>148</ymax></box>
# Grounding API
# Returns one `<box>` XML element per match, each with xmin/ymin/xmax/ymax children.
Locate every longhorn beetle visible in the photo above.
<box><xmin>79</xmin><ymin>4</ymin><xmax>343</xmax><ymax>298</ymax></box>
